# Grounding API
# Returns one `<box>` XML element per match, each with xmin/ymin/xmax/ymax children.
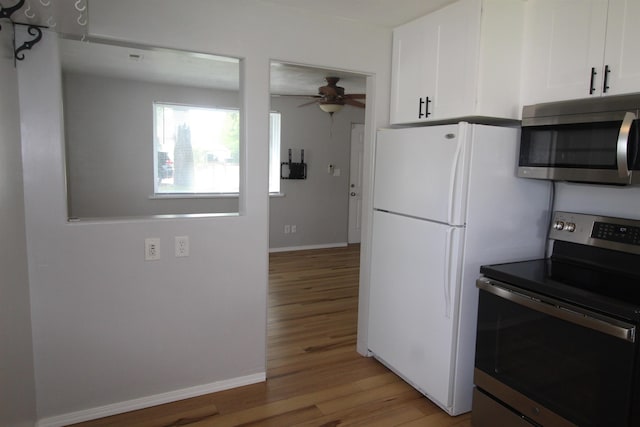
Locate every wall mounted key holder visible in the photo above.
<box><xmin>281</xmin><ymin>148</ymin><xmax>307</xmax><ymax>180</ymax></box>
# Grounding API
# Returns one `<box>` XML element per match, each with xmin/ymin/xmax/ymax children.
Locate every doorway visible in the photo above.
<box><xmin>267</xmin><ymin>61</ymin><xmax>368</xmax><ymax>375</ymax></box>
<box><xmin>268</xmin><ymin>61</ymin><xmax>367</xmax><ymax>252</ymax></box>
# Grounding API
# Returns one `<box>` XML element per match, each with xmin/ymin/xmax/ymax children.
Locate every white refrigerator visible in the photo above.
<box><xmin>368</xmin><ymin>122</ymin><xmax>550</xmax><ymax>415</ymax></box>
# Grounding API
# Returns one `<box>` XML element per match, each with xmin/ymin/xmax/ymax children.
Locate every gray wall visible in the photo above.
<box><xmin>269</xmin><ymin>96</ymin><xmax>364</xmax><ymax>249</ymax></box>
<box><xmin>0</xmin><ymin>32</ymin><xmax>37</xmax><ymax>427</ymax></box>
<box><xmin>63</xmin><ymin>72</ymin><xmax>239</xmax><ymax>218</ymax></box>
<box><xmin>18</xmin><ymin>0</ymin><xmax>391</xmax><ymax>419</ymax></box>
<box><xmin>555</xmin><ymin>182</ymin><xmax>640</xmax><ymax>220</ymax></box>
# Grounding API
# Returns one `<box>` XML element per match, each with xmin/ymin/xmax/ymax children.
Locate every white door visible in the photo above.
<box><xmin>348</xmin><ymin>124</ymin><xmax>364</xmax><ymax>244</ymax></box>
<box><xmin>374</xmin><ymin>124</ymin><xmax>469</xmax><ymax>226</ymax></box>
<box><xmin>368</xmin><ymin>210</ymin><xmax>463</xmax><ymax>410</ymax></box>
<box><xmin>603</xmin><ymin>0</ymin><xmax>640</xmax><ymax>96</ymax></box>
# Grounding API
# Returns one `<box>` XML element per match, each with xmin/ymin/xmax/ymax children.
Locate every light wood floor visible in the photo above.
<box><xmin>70</xmin><ymin>245</ymin><xmax>472</xmax><ymax>427</ymax></box>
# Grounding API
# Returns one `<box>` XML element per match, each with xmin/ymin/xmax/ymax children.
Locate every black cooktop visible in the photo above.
<box><xmin>481</xmin><ymin>253</ymin><xmax>640</xmax><ymax>323</ymax></box>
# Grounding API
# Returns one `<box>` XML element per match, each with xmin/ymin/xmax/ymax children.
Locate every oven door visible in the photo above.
<box><xmin>518</xmin><ymin>111</ymin><xmax>640</xmax><ymax>184</ymax></box>
<box><xmin>474</xmin><ymin>277</ymin><xmax>638</xmax><ymax>427</ymax></box>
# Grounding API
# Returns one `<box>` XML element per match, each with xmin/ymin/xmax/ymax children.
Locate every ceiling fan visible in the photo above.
<box><xmin>285</xmin><ymin>77</ymin><xmax>366</xmax><ymax>115</ymax></box>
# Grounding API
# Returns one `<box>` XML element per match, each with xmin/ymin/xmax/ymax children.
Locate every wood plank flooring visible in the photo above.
<box><xmin>70</xmin><ymin>245</ymin><xmax>472</xmax><ymax>427</ymax></box>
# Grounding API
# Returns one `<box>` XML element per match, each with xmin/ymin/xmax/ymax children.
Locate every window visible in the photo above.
<box><xmin>154</xmin><ymin>103</ymin><xmax>240</xmax><ymax>194</ymax></box>
<box><xmin>269</xmin><ymin>112</ymin><xmax>281</xmax><ymax>194</ymax></box>
<box><xmin>153</xmin><ymin>103</ymin><xmax>281</xmax><ymax>195</ymax></box>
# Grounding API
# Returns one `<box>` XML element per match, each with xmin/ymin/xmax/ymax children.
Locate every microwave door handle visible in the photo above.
<box><xmin>617</xmin><ymin>112</ymin><xmax>636</xmax><ymax>179</ymax></box>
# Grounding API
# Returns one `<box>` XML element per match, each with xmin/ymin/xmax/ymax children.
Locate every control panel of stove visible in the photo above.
<box><xmin>553</xmin><ymin>220</ymin><xmax>576</xmax><ymax>232</ymax></box>
<box><xmin>592</xmin><ymin>222</ymin><xmax>640</xmax><ymax>245</ymax></box>
<box><xmin>550</xmin><ymin>212</ymin><xmax>640</xmax><ymax>255</ymax></box>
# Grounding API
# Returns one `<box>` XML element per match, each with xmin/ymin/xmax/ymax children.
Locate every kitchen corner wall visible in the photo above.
<box><xmin>0</xmin><ymin>30</ymin><xmax>37</xmax><ymax>427</ymax></box>
<box><xmin>269</xmin><ymin>96</ymin><xmax>365</xmax><ymax>250</ymax></box>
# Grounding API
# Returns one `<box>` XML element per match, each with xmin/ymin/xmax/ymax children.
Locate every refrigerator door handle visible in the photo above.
<box><xmin>447</xmin><ymin>133</ymin><xmax>463</xmax><ymax>225</ymax></box>
<box><xmin>444</xmin><ymin>228</ymin><xmax>454</xmax><ymax>318</ymax></box>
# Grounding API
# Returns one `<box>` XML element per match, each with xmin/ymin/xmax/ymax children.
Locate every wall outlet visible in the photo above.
<box><xmin>175</xmin><ymin>236</ymin><xmax>189</xmax><ymax>257</ymax></box>
<box><xmin>145</xmin><ymin>238</ymin><xmax>161</xmax><ymax>261</ymax></box>
<box><xmin>284</xmin><ymin>225</ymin><xmax>291</xmax><ymax>234</ymax></box>
<box><xmin>291</xmin><ymin>225</ymin><xmax>297</xmax><ymax>233</ymax></box>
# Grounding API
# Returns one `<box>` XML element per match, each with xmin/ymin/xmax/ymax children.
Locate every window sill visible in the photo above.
<box><xmin>148</xmin><ymin>192</ymin><xmax>285</xmax><ymax>200</ymax></box>
<box><xmin>150</xmin><ymin>193</ymin><xmax>238</xmax><ymax>199</ymax></box>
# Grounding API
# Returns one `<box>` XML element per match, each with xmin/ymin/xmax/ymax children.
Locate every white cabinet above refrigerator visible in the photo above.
<box><xmin>389</xmin><ymin>0</ymin><xmax>525</xmax><ymax>125</ymax></box>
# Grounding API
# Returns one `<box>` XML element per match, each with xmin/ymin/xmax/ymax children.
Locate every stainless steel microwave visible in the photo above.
<box><xmin>518</xmin><ymin>94</ymin><xmax>640</xmax><ymax>185</ymax></box>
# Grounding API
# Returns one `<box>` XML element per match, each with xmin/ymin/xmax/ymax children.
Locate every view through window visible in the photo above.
<box><xmin>154</xmin><ymin>103</ymin><xmax>280</xmax><ymax>195</ymax></box>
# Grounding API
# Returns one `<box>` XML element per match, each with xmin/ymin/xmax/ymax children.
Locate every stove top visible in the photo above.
<box><xmin>480</xmin><ymin>212</ymin><xmax>640</xmax><ymax>323</ymax></box>
<box><xmin>480</xmin><ymin>258</ymin><xmax>640</xmax><ymax>323</ymax></box>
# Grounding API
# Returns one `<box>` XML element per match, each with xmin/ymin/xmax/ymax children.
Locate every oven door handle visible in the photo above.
<box><xmin>616</xmin><ymin>111</ymin><xmax>636</xmax><ymax>179</ymax></box>
<box><xmin>477</xmin><ymin>278</ymin><xmax>636</xmax><ymax>343</ymax></box>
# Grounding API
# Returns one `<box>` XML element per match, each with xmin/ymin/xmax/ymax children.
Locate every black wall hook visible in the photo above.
<box><xmin>0</xmin><ymin>0</ymin><xmax>25</xmax><ymax>29</ymax></box>
<box><xmin>14</xmin><ymin>23</ymin><xmax>45</xmax><ymax>62</ymax></box>
<box><xmin>0</xmin><ymin>0</ymin><xmax>47</xmax><ymax>64</ymax></box>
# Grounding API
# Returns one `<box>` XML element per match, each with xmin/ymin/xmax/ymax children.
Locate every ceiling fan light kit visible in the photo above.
<box><xmin>281</xmin><ymin>76</ymin><xmax>366</xmax><ymax>115</ymax></box>
<box><xmin>318</xmin><ymin>103</ymin><xmax>344</xmax><ymax>114</ymax></box>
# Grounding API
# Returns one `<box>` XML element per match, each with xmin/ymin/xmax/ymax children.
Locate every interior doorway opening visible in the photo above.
<box><xmin>267</xmin><ymin>60</ymin><xmax>369</xmax><ymax>378</ymax></box>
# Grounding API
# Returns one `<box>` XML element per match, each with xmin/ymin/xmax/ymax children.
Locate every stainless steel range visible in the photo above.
<box><xmin>472</xmin><ymin>211</ymin><xmax>640</xmax><ymax>427</ymax></box>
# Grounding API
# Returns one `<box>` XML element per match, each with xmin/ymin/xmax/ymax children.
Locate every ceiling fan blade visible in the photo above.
<box><xmin>297</xmin><ymin>99</ymin><xmax>320</xmax><ymax>107</ymax></box>
<box><xmin>344</xmin><ymin>99</ymin><xmax>366</xmax><ymax>108</ymax></box>
<box><xmin>274</xmin><ymin>94</ymin><xmax>322</xmax><ymax>99</ymax></box>
<box><xmin>344</xmin><ymin>94</ymin><xmax>366</xmax><ymax>99</ymax></box>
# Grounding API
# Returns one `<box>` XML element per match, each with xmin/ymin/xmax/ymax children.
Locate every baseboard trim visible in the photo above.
<box><xmin>269</xmin><ymin>242</ymin><xmax>348</xmax><ymax>253</ymax></box>
<box><xmin>36</xmin><ymin>372</ymin><xmax>266</xmax><ymax>427</ymax></box>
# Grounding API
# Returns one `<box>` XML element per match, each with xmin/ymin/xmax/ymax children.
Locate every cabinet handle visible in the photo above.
<box><xmin>418</xmin><ymin>97</ymin><xmax>432</xmax><ymax>119</ymax></box>
<box><xmin>603</xmin><ymin>65</ymin><xmax>611</xmax><ymax>93</ymax></box>
<box><xmin>589</xmin><ymin>67</ymin><xmax>597</xmax><ymax>95</ymax></box>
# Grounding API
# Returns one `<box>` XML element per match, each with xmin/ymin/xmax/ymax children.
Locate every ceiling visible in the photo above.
<box><xmin>2</xmin><ymin>0</ymin><xmax>457</xmax><ymax>96</ymax></box>
<box><xmin>257</xmin><ymin>0</ymin><xmax>457</xmax><ymax>28</ymax></box>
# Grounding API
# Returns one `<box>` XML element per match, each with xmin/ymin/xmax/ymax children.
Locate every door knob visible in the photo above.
<box><xmin>350</xmin><ymin>192</ymin><xmax>356</xmax><ymax>196</ymax></box>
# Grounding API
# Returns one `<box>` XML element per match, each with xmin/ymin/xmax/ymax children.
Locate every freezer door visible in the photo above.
<box><xmin>374</xmin><ymin>124</ymin><xmax>469</xmax><ymax>225</ymax></box>
<box><xmin>368</xmin><ymin>210</ymin><xmax>464</xmax><ymax>411</ymax></box>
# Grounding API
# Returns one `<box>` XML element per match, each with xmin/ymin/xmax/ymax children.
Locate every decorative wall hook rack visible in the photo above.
<box><xmin>0</xmin><ymin>0</ymin><xmax>47</xmax><ymax>64</ymax></box>
<box><xmin>281</xmin><ymin>149</ymin><xmax>307</xmax><ymax>180</ymax></box>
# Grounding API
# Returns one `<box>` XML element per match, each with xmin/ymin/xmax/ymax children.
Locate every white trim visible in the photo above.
<box><xmin>149</xmin><ymin>193</ymin><xmax>240</xmax><ymax>199</ymax></box>
<box><xmin>269</xmin><ymin>242</ymin><xmax>348</xmax><ymax>253</ymax></box>
<box><xmin>36</xmin><ymin>372</ymin><xmax>266</xmax><ymax>427</ymax></box>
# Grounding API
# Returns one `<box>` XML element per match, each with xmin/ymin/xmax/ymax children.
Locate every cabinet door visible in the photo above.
<box><xmin>390</xmin><ymin>13</ymin><xmax>439</xmax><ymax>124</ymax></box>
<box><xmin>602</xmin><ymin>0</ymin><xmax>640</xmax><ymax>96</ymax></box>
<box><xmin>522</xmin><ymin>0</ymin><xmax>608</xmax><ymax>104</ymax></box>
<box><xmin>390</xmin><ymin>0</ymin><xmax>480</xmax><ymax>124</ymax></box>
<box><xmin>427</xmin><ymin>0</ymin><xmax>480</xmax><ymax>121</ymax></box>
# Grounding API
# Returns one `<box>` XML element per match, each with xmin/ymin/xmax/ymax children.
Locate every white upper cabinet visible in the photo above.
<box><xmin>390</xmin><ymin>0</ymin><xmax>525</xmax><ymax>125</ymax></box>
<box><xmin>603</xmin><ymin>0</ymin><xmax>640</xmax><ymax>96</ymax></box>
<box><xmin>522</xmin><ymin>0</ymin><xmax>640</xmax><ymax>105</ymax></box>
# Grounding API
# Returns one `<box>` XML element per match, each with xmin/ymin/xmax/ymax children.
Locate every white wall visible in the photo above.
<box><xmin>269</xmin><ymin>96</ymin><xmax>365</xmax><ymax>249</ymax></box>
<box><xmin>0</xmin><ymin>30</ymin><xmax>37</xmax><ymax>427</ymax></box>
<box><xmin>19</xmin><ymin>0</ymin><xmax>390</xmax><ymax>424</ymax></box>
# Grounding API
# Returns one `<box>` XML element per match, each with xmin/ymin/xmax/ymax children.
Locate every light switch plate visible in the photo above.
<box><xmin>145</xmin><ymin>238</ymin><xmax>160</xmax><ymax>261</ymax></box>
